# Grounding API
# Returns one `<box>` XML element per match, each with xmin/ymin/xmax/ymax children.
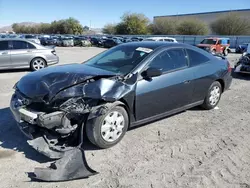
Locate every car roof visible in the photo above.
<box><xmin>119</xmin><ymin>41</ymin><xmax>185</xmax><ymax>49</ymax></box>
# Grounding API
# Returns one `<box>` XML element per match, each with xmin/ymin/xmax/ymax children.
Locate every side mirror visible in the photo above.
<box><xmin>142</xmin><ymin>67</ymin><xmax>162</xmax><ymax>78</ymax></box>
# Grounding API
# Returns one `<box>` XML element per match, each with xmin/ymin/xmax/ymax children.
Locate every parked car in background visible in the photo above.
<box><xmin>235</xmin><ymin>43</ymin><xmax>250</xmax><ymax>74</ymax></box>
<box><xmin>40</xmin><ymin>36</ymin><xmax>58</xmax><ymax>46</ymax></box>
<box><xmin>0</xmin><ymin>38</ymin><xmax>59</xmax><ymax>71</ymax></box>
<box><xmin>74</xmin><ymin>36</ymin><xmax>90</xmax><ymax>46</ymax></box>
<box><xmin>197</xmin><ymin>38</ymin><xmax>231</xmax><ymax>56</ymax></box>
<box><xmin>90</xmin><ymin>37</ymin><xmax>103</xmax><ymax>46</ymax></box>
<box><xmin>103</xmin><ymin>38</ymin><xmax>123</xmax><ymax>48</ymax></box>
<box><xmin>143</xmin><ymin>37</ymin><xmax>177</xmax><ymax>43</ymax></box>
<box><xmin>57</xmin><ymin>37</ymin><xmax>74</xmax><ymax>47</ymax></box>
<box><xmin>130</xmin><ymin>37</ymin><xmax>144</xmax><ymax>42</ymax></box>
<box><xmin>236</xmin><ymin>43</ymin><xmax>249</xmax><ymax>54</ymax></box>
<box><xmin>22</xmin><ymin>34</ymin><xmax>41</xmax><ymax>44</ymax></box>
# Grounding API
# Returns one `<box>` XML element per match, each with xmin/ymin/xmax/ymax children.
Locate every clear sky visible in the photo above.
<box><xmin>0</xmin><ymin>0</ymin><xmax>249</xmax><ymax>28</ymax></box>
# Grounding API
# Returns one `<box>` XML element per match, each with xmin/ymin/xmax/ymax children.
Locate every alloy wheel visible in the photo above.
<box><xmin>209</xmin><ymin>86</ymin><xmax>221</xmax><ymax>106</ymax></box>
<box><xmin>32</xmin><ymin>59</ymin><xmax>46</xmax><ymax>70</ymax></box>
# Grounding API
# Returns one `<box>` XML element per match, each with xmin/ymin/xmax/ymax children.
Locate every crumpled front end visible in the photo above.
<box><xmin>10</xmin><ymin>90</ymin><xmax>109</xmax><ymax>158</ymax></box>
<box><xmin>10</xmin><ymin>74</ymin><xmax>137</xmax><ymax>181</ymax></box>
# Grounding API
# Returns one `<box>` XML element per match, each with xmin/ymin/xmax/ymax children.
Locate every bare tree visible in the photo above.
<box><xmin>211</xmin><ymin>13</ymin><xmax>250</xmax><ymax>35</ymax></box>
<box><xmin>177</xmin><ymin>19</ymin><xmax>209</xmax><ymax>35</ymax></box>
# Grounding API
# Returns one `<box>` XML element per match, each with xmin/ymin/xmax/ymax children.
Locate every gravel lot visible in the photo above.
<box><xmin>0</xmin><ymin>47</ymin><xmax>250</xmax><ymax>188</ymax></box>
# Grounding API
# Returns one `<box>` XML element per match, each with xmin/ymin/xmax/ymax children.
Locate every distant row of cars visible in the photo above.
<box><xmin>1</xmin><ymin>34</ymin><xmax>249</xmax><ymax>54</ymax></box>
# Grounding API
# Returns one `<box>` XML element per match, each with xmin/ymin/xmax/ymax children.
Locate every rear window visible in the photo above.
<box><xmin>27</xmin><ymin>43</ymin><xmax>36</xmax><ymax>49</ymax></box>
<box><xmin>0</xmin><ymin>41</ymin><xmax>9</xmax><ymax>50</ymax></box>
<box><xmin>186</xmin><ymin>49</ymin><xmax>210</xmax><ymax>66</ymax></box>
<box><xmin>201</xmin><ymin>39</ymin><xmax>216</xmax><ymax>45</ymax></box>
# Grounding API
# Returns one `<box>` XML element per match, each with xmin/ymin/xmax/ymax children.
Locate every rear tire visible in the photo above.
<box><xmin>30</xmin><ymin>58</ymin><xmax>47</xmax><ymax>71</ymax></box>
<box><xmin>201</xmin><ymin>81</ymin><xmax>222</xmax><ymax>110</ymax></box>
<box><xmin>86</xmin><ymin>105</ymin><xmax>129</xmax><ymax>149</ymax></box>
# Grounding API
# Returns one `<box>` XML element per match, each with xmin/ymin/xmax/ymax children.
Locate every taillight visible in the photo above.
<box><xmin>227</xmin><ymin>61</ymin><xmax>232</xmax><ymax>72</ymax></box>
<box><xmin>51</xmin><ymin>50</ymin><xmax>56</xmax><ymax>55</ymax></box>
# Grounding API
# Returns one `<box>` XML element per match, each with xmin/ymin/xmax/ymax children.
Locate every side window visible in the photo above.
<box><xmin>12</xmin><ymin>41</ymin><xmax>28</xmax><ymax>50</ymax></box>
<box><xmin>186</xmin><ymin>49</ymin><xmax>210</xmax><ymax>67</ymax></box>
<box><xmin>27</xmin><ymin>43</ymin><xmax>36</xmax><ymax>49</ymax></box>
<box><xmin>218</xmin><ymin>40</ymin><xmax>222</xmax><ymax>45</ymax></box>
<box><xmin>0</xmin><ymin>41</ymin><xmax>9</xmax><ymax>51</ymax></box>
<box><xmin>148</xmin><ymin>51</ymin><xmax>175</xmax><ymax>72</ymax></box>
<box><xmin>149</xmin><ymin>48</ymin><xmax>187</xmax><ymax>72</ymax></box>
<box><xmin>167</xmin><ymin>48</ymin><xmax>188</xmax><ymax>69</ymax></box>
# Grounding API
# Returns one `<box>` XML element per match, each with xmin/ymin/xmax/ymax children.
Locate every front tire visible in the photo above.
<box><xmin>223</xmin><ymin>49</ymin><xmax>229</xmax><ymax>56</ymax></box>
<box><xmin>86</xmin><ymin>105</ymin><xmax>129</xmax><ymax>149</ymax></box>
<box><xmin>201</xmin><ymin>81</ymin><xmax>222</xmax><ymax>110</ymax></box>
<box><xmin>211</xmin><ymin>49</ymin><xmax>216</xmax><ymax>55</ymax></box>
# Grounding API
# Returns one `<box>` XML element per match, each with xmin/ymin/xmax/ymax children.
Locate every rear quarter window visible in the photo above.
<box><xmin>186</xmin><ymin>49</ymin><xmax>210</xmax><ymax>67</ymax></box>
<box><xmin>27</xmin><ymin>43</ymin><xmax>36</xmax><ymax>49</ymax></box>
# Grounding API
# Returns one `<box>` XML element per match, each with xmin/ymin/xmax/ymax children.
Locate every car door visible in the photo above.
<box><xmin>135</xmin><ymin>48</ymin><xmax>194</xmax><ymax>121</ymax></box>
<box><xmin>0</xmin><ymin>40</ymin><xmax>11</xmax><ymax>68</ymax></box>
<box><xmin>10</xmin><ymin>40</ymin><xmax>35</xmax><ymax>67</ymax></box>
<box><xmin>185</xmin><ymin>48</ymin><xmax>213</xmax><ymax>103</ymax></box>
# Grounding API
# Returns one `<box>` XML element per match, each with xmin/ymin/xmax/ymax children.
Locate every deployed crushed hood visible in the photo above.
<box><xmin>17</xmin><ymin>64</ymin><xmax>117</xmax><ymax>101</ymax></box>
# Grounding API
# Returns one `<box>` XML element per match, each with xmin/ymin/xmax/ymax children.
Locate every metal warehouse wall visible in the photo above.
<box><xmin>153</xmin><ymin>9</ymin><xmax>250</xmax><ymax>34</ymax></box>
<box><xmin>154</xmin><ymin>9</ymin><xmax>250</xmax><ymax>25</ymax></box>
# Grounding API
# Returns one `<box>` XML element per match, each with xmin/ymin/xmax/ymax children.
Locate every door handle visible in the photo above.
<box><xmin>183</xmin><ymin>80</ymin><xmax>191</xmax><ymax>84</ymax></box>
<box><xmin>27</xmin><ymin>50</ymin><xmax>32</xmax><ymax>52</ymax></box>
<box><xmin>1</xmin><ymin>51</ymin><xmax>8</xmax><ymax>55</ymax></box>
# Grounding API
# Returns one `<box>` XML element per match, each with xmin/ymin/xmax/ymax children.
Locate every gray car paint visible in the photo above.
<box><xmin>0</xmin><ymin>38</ymin><xmax>59</xmax><ymax>70</ymax></box>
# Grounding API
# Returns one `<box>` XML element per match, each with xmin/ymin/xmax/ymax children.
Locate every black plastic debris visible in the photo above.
<box><xmin>29</xmin><ymin>147</ymin><xmax>97</xmax><ymax>182</ymax></box>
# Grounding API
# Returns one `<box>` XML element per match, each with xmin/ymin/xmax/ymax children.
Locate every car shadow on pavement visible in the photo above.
<box><xmin>0</xmin><ymin>68</ymin><xmax>30</xmax><ymax>74</ymax></box>
<box><xmin>0</xmin><ymin>107</ymin><xmax>50</xmax><ymax>163</ymax></box>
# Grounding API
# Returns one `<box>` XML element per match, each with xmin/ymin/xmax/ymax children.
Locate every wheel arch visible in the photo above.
<box><xmin>116</xmin><ymin>99</ymin><xmax>132</xmax><ymax>127</ymax></box>
<box><xmin>215</xmin><ymin>79</ymin><xmax>225</xmax><ymax>92</ymax></box>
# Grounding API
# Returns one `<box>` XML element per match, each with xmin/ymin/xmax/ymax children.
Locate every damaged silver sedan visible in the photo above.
<box><xmin>10</xmin><ymin>42</ymin><xmax>232</xmax><ymax>181</ymax></box>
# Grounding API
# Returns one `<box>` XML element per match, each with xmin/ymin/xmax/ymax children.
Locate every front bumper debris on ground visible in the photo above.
<box><xmin>28</xmin><ymin>147</ymin><xmax>97</xmax><ymax>182</ymax></box>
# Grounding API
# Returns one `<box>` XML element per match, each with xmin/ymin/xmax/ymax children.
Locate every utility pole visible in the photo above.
<box><xmin>89</xmin><ymin>20</ymin><xmax>92</xmax><ymax>29</ymax></box>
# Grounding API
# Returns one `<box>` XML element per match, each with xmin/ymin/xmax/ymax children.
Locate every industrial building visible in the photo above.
<box><xmin>154</xmin><ymin>9</ymin><xmax>250</xmax><ymax>24</ymax></box>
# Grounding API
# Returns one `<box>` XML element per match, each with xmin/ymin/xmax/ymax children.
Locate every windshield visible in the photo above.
<box><xmin>84</xmin><ymin>45</ymin><xmax>153</xmax><ymax>75</ymax></box>
<box><xmin>201</xmin><ymin>39</ymin><xmax>217</xmax><ymax>45</ymax></box>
